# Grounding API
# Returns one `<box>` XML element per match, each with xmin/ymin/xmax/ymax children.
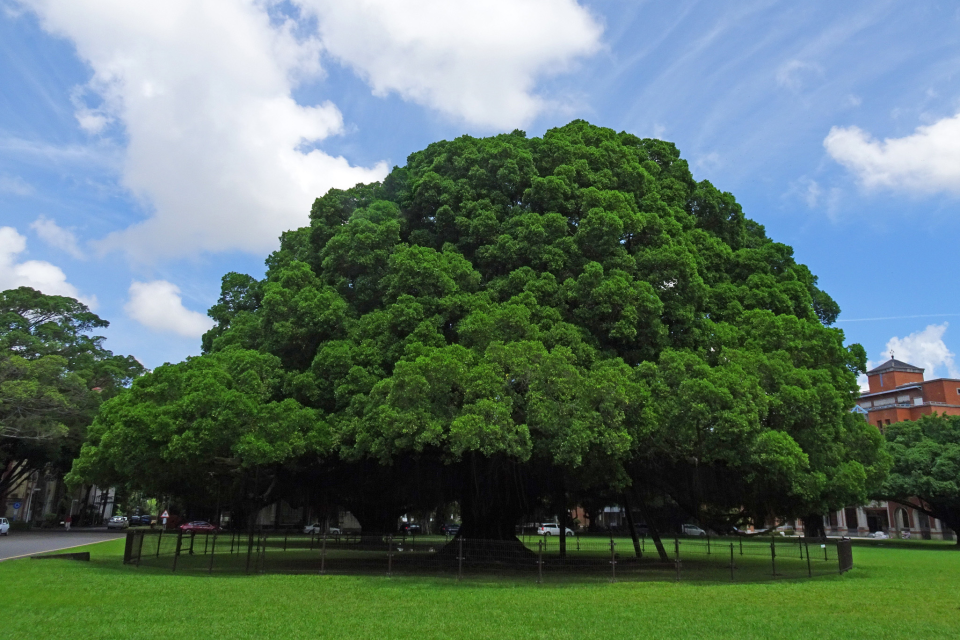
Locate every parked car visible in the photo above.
<box><xmin>681</xmin><ymin>524</ymin><xmax>706</xmax><ymax>537</ymax></box>
<box><xmin>140</xmin><ymin>514</ymin><xmax>154</xmax><ymax>526</ymax></box>
<box><xmin>0</xmin><ymin>517</ymin><xmax>9</xmax><ymax>535</ymax></box>
<box><xmin>303</xmin><ymin>523</ymin><xmax>341</xmax><ymax>535</ymax></box>
<box><xmin>440</xmin><ymin>523</ymin><xmax>460</xmax><ymax>536</ymax></box>
<box><xmin>537</xmin><ymin>523</ymin><xmax>575</xmax><ymax>537</ymax></box>
<box><xmin>870</xmin><ymin>530</ymin><xmax>889</xmax><ymax>539</ymax></box>
<box><xmin>399</xmin><ymin>523</ymin><xmax>421</xmax><ymax>535</ymax></box>
<box><xmin>106</xmin><ymin>516</ymin><xmax>129</xmax><ymax>530</ymax></box>
<box><xmin>179</xmin><ymin>521</ymin><xmax>218</xmax><ymax>534</ymax></box>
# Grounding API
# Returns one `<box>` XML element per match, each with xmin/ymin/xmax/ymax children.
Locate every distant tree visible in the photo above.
<box><xmin>0</xmin><ymin>287</ymin><xmax>143</xmax><ymax>514</ymax></box>
<box><xmin>877</xmin><ymin>413</ymin><xmax>960</xmax><ymax>544</ymax></box>
<box><xmin>75</xmin><ymin>121</ymin><xmax>884</xmax><ymax>541</ymax></box>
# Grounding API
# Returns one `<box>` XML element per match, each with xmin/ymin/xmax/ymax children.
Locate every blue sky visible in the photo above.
<box><xmin>2</xmin><ymin>0</ymin><xmax>960</xmax><ymax>383</ymax></box>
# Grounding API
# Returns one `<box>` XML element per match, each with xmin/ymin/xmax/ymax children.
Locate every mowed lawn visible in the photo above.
<box><xmin>2</xmin><ymin>538</ymin><xmax>958</xmax><ymax>640</ymax></box>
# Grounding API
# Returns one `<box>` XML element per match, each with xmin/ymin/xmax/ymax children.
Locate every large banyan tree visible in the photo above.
<box><xmin>70</xmin><ymin>121</ymin><xmax>888</xmax><ymax>541</ymax></box>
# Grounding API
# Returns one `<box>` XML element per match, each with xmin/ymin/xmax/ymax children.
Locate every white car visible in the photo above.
<box><xmin>870</xmin><ymin>531</ymin><xmax>889</xmax><ymax>539</ymax></box>
<box><xmin>0</xmin><ymin>517</ymin><xmax>9</xmax><ymax>535</ymax></box>
<box><xmin>682</xmin><ymin>524</ymin><xmax>707</xmax><ymax>536</ymax></box>
<box><xmin>537</xmin><ymin>523</ymin><xmax>575</xmax><ymax>536</ymax></box>
<box><xmin>303</xmin><ymin>523</ymin><xmax>340</xmax><ymax>535</ymax></box>
<box><xmin>106</xmin><ymin>516</ymin><xmax>128</xmax><ymax>530</ymax></box>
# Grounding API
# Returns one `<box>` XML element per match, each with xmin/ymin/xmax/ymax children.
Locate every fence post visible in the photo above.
<box><xmin>770</xmin><ymin>536</ymin><xmax>777</xmax><ymax>577</ymax></box>
<box><xmin>824</xmin><ymin>542</ymin><xmax>828</xmax><ymax>562</ymax></box>
<box><xmin>157</xmin><ymin>527</ymin><xmax>163</xmax><ymax>558</ymax></box>
<box><xmin>739</xmin><ymin>535</ymin><xmax>743</xmax><ymax>556</ymax></box>
<box><xmin>576</xmin><ymin>536</ymin><xmax>580</xmax><ymax>552</ymax></box>
<box><xmin>707</xmin><ymin>534</ymin><xmax>711</xmax><ymax>555</ymax></box>
<box><xmin>798</xmin><ymin>535</ymin><xmax>803</xmax><ymax>560</ymax></box>
<box><xmin>284</xmin><ymin>530</ymin><xmax>288</xmax><ymax>552</ymax></box>
<box><xmin>458</xmin><ymin>536</ymin><xmax>464</xmax><ymax>582</ymax></box>
<box><xmin>319</xmin><ymin>533</ymin><xmax>327</xmax><ymax>575</ymax></box>
<box><xmin>258</xmin><ymin>531</ymin><xmax>266</xmax><ymax>573</ymax></box>
<box><xmin>387</xmin><ymin>535</ymin><xmax>393</xmax><ymax>576</ymax></box>
<box><xmin>729</xmin><ymin>543</ymin><xmax>735</xmax><ymax>581</ymax></box>
<box><xmin>208</xmin><ymin>532</ymin><xmax>217</xmax><ymax>574</ymax></box>
<box><xmin>136</xmin><ymin>532</ymin><xmax>145</xmax><ymax>568</ymax></box>
<box><xmin>189</xmin><ymin>532</ymin><xmax>195</xmax><ymax>556</ymax></box>
<box><xmin>610</xmin><ymin>539</ymin><xmax>617</xmax><ymax>583</ymax></box>
<box><xmin>805</xmin><ymin>539</ymin><xmax>812</xmax><ymax>578</ymax></box>
<box><xmin>675</xmin><ymin>538</ymin><xmax>681</xmax><ymax>582</ymax></box>
<box><xmin>245</xmin><ymin>530</ymin><xmax>253</xmax><ymax>573</ymax></box>
<box><xmin>537</xmin><ymin>540</ymin><xmax>543</xmax><ymax>584</ymax></box>
<box><xmin>204</xmin><ymin>532</ymin><xmax>209</xmax><ymax>555</ymax></box>
<box><xmin>172</xmin><ymin>530</ymin><xmax>183</xmax><ymax>572</ymax></box>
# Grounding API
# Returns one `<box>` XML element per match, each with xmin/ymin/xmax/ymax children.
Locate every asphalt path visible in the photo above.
<box><xmin>0</xmin><ymin>529</ymin><xmax>126</xmax><ymax>561</ymax></box>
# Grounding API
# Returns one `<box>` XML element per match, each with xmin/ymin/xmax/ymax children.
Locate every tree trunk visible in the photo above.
<box><xmin>621</xmin><ymin>493</ymin><xmax>643</xmax><ymax>558</ymax></box>
<box><xmin>801</xmin><ymin>514</ymin><xmax>826</xmax><ymax>539</ymax></box>
<box><xmin>633</xmin><ymin>490</ymin><xmax>669</xmax><ymax>562</ymax></box>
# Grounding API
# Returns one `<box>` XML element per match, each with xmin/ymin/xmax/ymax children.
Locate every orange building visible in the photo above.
<box><xmin>856</xmin><ymin>358</ymin><xmax>960</xmax><ymax>428</ymax></box>
<box><xmin>818</xmin><ymin>357</ymin><xmax>957</xmax><ymax>540</ymax></box>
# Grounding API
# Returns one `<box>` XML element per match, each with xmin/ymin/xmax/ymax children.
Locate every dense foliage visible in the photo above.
<box><xmin>878</xmin><ymin>413</ymin><xmax>960</xmax><ymax>543</ymax></box>
<box><xmin>0</xmin><ymin>287</ymin><xmax>143</xmax><ymax>513</ymax></box>
<box><xmin>73</xmin><ymin>121</ymin><xmax>887</xmax><ymax>536</ymax></box>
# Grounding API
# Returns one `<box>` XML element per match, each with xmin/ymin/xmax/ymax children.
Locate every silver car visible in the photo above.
<box><xmin>0</xmin><ymin>517</ymin><xmax>9</xmax><ymax>535</ymax></box>
<box><xmin>106</xmin><ymin>516</ymin><xmax>128</xmax><ymax>530</ymax></box>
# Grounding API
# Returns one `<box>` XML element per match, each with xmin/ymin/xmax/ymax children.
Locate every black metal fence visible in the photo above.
<box><xmin>123</xmin><ymin>529</ymin><xmax>854</xmax><ymax>583</ymax></box>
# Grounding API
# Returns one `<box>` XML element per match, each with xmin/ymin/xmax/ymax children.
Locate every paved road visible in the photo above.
<box><xmin>0</xmin><ymin>529</ymin><xmax>126</xmax><ymax>561</ymax></box>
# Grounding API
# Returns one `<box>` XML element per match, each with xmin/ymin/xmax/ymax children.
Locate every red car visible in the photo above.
<box><xmin>179</xmin><ymin>521</ymin><xmax>218</xmax><ymax>533</ymax></box>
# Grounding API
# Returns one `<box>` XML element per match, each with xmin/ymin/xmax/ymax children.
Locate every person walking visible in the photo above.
<box><xmin>64</xmin><ymin>514</ymin><xmax>72</xmax><ymax>531</ymax></box>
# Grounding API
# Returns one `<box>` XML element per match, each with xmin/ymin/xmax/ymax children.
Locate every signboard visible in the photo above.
<box><xmin>160</xmin><ymin>510</ymin><xmax>170</xmax><ymax>518</ymax></box>
<box><xmin>12</xmin><ymin>502</ymin><xmax>21</xmax><ymax>510</ymax></box>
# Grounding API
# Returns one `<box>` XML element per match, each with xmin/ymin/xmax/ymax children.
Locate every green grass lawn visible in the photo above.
<box><xmin>2</xmin><ymin>538</ymin><xmax>958</xmax><ymax>640</ymax></box>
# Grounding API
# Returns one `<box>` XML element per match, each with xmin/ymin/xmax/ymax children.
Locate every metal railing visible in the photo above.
<box><xmin>123</xmin><ymin>530</ymin><xmax>853</xmax><ymax>583</ymax></box>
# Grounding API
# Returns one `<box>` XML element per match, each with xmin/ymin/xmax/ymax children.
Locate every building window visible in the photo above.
<box><xmin>877</xmin><ymin>420</ymin><xmax>883</xmax><ymax>428</ymax></box>
<box><xmin>885</xmin><ymin>419</ymin><xmax>891</xmax><ymax>425</ymax></box>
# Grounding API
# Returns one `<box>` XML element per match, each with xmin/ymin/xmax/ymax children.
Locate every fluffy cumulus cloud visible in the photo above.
<box><xmin>125</xmin><ymin>280</ymin><xmax>213</xmax><ymax>338</ymax></box>
<box><xmin>882</xmin><ymin>323</ymin><xmax>959</xmax><ymax>379</ymax></box>
<box><xmin>18</xmin><ymin>0</ymin><xmax>601</xmax><ymax>262</ymax></box>
<box><xmin>20</xmin><ymin>0</ymin><xmax>388</xmax><ymax>261</ymax></box>
<box><xmin>30</xmin><ymin>216</ymin><xmax>84</xmax><ymax>259</ymax></box>
<box><xmin>824</xmin><ymin>112</ymin><xmax>960</xmax><ymax>195</ymax></box>
<box><xmin>295</xmin><ymin>0</ymin><xmax>603</xmax><ymax>128</ymax></box>
<box><xmin>0</xmin><ymin>226</ymin><xmax>93</xmax><ymax>305</ymax></box>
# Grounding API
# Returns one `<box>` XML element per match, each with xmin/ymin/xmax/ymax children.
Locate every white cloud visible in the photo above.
<box><xmin>0</xmin><ymin>174</ymin><xmax>34</xmax><ymax>196</ymax></box>
<box><xmin>775</xmin><ymin>59</ymin><xmax>822</xmax><ymax>92</ymax></box>
<box><xmin>294</xmin><ymin>0</ymin><xmax>603</xmax><ymax>129</ymax></box>
<box><xmin>125</xmin><ymin>280</ymin><xmax>213</xmax><ymax>338</ymax></box>
<box><xmin>30</xmin><ymin>216</ymin><xmax>85</xmax><ymax>259</ymax></box>
<box><xmin>18</xmin><ymin>0</ymin><xmax>601</xmax><ymax>262</ymax></box>
<box><xmin>882</xmin><ymin>323</ymin><xmax>960</xmax><ymax>379</ymax></box>
<box><xmin>0</xmin><ymin>226</ymin><xmax>94</xmax><ymax>305</ymax></box>
<box><xmin>824</xmin><ymin>112</ymin><xmax>960</xmax><ymax>195</ymax></box>
<box><xmin>19</xmin><ymin>0</ymin><xmax>388</xmax><ymax>262</ymax></box>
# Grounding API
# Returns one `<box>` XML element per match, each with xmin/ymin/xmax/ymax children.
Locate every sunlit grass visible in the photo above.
<box><xmin>3</xmin><ymin>537</ymin><xmax>959</xmax><ymax>639</ymax></box>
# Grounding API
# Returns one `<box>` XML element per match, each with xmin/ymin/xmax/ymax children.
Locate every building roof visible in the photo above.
<box><xmin>866</xmin><ymin>358</ymin><xmax>924</xmax><ymax>375</ymax></box>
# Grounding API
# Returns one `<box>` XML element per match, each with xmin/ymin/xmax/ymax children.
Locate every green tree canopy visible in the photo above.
<box><xmin>73</xmin><ymin>121</ymin><xmax>886</xmax><ymax>537</ymax></box>
<box><xmin>0</xmin><ymin>287</ymin><xmax>144</xmax><ymax>512</ymax></box>
<box><xmin>878</xmin><ymin>413</ymin><xmax>960</xmax><ymax>543</ymax></box>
